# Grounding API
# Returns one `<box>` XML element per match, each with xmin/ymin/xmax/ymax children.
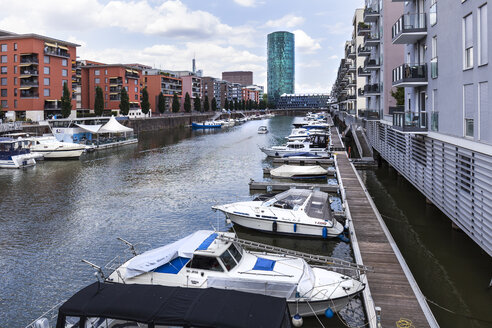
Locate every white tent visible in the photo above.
<box><xmin>75</xmin><ymin>123</ymin><xmax>103</xmax><ymax>134</ymax></box>
<box><xmin>98</xmin><ymin>116</ymin><xmax>133</xmax><ymax>134</ymax></box>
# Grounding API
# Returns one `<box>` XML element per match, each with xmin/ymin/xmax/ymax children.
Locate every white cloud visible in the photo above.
<box><xmin>293</xmin><ymin>30</ymin><xmax>321</xmax><ymax>54</ymax></box>
<box><xmin>295</xmin><ymin>82</ymin><xmax>331</xmax><ymax>94</ymax></box>
<box><xmin>234</xmin><ymin>0</ymin><xmax>261</xmax><ymax>7</ymax></box>
<box><xmin>263</xmin><ymin>14</ymin><xmax>305</xmax><ymax>28</ymax></box>
<box><xmin>327</xmin><ymin>55</ymin><xmax>339</xmax><ymax>60</ymax></box>
<box><xmin>324</xmin><ymin>22</ymin><xmax>353</xmax><ymax>36</ymax></box>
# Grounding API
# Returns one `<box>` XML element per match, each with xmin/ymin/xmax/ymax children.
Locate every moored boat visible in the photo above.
<box><xmin>257</xmin><ymin>125</ymin><xmax>268</xmax><ymax>134</ymax></box>
<box><xmin>260</xmin><ymin>139</ymin><xmax>330</xmax><ymax>157</ymax></box>
<box><xmin>0</xmin><ymin>137</ymin><xmax>41</xmax><ymax>168</ymax></box>
<box><xmin>191</xmin><ymin>121</ymin><xmax>222</xmax><ymax>129</ymax></box>
<box><xmin>270</xmin><ymin>164</ymin><xmax>328</xmax><ymax>179</ymax></box>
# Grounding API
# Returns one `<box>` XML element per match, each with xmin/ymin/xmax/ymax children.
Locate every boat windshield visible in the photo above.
<box><xmin>219</xmin><ymin>243</ymin><xmax>243</xmax><ymax>271</ymax></box>
<box><xmin>264</xmin><ymin>189</ymin><xmax>311</xmax><ymax>210</ymax></box>
<box><xmin>304</xmin><ymin>191</ymin><xmax>333</xmax><ymax>221</ymax></box>
<box><xmin>186</xmin><ymin>255</ymin><xmax>224</xmax><ymax>272</ymax></box>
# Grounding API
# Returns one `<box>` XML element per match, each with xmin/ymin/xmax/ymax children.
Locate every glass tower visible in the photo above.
<box><xmin>267</xmin><ymin>31</ymin><xmax>295</xmax><ymax>107</ymax></box>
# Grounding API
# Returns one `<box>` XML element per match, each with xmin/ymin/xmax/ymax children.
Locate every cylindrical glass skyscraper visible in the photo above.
<box><xmin>267</xmin><ymin>31</ymin><xmax>295</xmax><ymax>107</ymax></box>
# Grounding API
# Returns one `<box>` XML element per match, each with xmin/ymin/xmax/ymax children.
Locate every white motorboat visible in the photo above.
<box><xmin>260</xmin><ymin>139</ymin><xmax>330</xmax><ymax>157</ymax></box>
<box><xmin>257</xmin><ymin>126</ymin><xmax>268</xmax><ymax>134</ymax></box>
<box><xmin>106</xmin><ymin>230</ymin><xmax>364</xmax><ymax>317</ymax></box>
<box><xmin>286</xmin><ymin>128</ymin><xmax>329</xmax><ymax>141</ymax></box>
<box><xmin>0</xmin><ymin>137</ymin><xmax>40</xmax><ymax>168</ymax></box>
<box><xmin>213</xmin><ymin>189</ymin><xmax>344</xmax><ymax>238</ymax></box>
<box><xmin>270</xmin><ymin>164</ymin><xmax>328</xmax><ymax>179</ymax></box>
<box><xmin>28</xmin><ymin>136</ymin><xmax>87</xmax><ymax>159</ymax></box>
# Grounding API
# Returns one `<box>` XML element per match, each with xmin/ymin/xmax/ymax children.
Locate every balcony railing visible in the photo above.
<box><xmin>358</xmin><ymin>67</ymin><xmax>371</xmax><ymax>76</ymax></box>
<box><xmin>20</xmin><ymin>79</ymin><xmax>39</xmax><ymax>87</ymax></box>
<box><xmin>358</xmin><ymin>22</ymin><xmax>371</xmax><ymax>35</ymax></box>
<box><xmin>363</xmin><ymin>5</ymin><xmax>380</xmax><ymax>22</ymax></box>
<box><xmin>20</xmin><ymin>57</ymin><xmax>39</xmax><ymax>65</ymax></box>
<box><xmin>364</xmin><ymin>58</ymin><xmax>380</xmax><ymax>71</ymax></box>
<box><xmin>125</xmin><ymin>72</ymin><xmax>140</xmax><ymax>79</ymax></box>
<box><xmin>363</xmin><ymin>83</ymin><xmax>381</xmax><ymax>95</ymax></box>
<box><xmin>44</xmin><ymin>47</ymin><xmax>70</xmax><ymax>58</ymax></box>
<box><xmin>364</xmin><ymin>33</ymin><xmax>380</xmax><ymax>47</ymax></box>
<box><xmin>358</xmin><ymin>109</ymin><xmax>380</xmax><ymax>120</ymax></box>
<box><xmin>430</xmin><ymin>111</ymin><xmax>439</xmax><ymax>131</ymax></box>
<box><xmin>392</xmin><ymin>13</ymin><xmax>427</xmax><ymax>44</ymax></box>
<box><xmin>392</xmin><ymin>63</ymin><xmax>427</xmax><ymax>87</ymax></box>
<box><xmin>358</xmin><ymin>45</ymin><xmax>371</xmax><ymax>56</ymax></box>
<box><xmin>20</xmin><ymin>69</ymin><xmax>39</xmax><ymax>76</ymax></box>
<box><xmin>431</xmin><ymin>57</ymin><xmax>438</xmax><ymax>79</ymax></box>
<box><xmin>392</xmin><ymin>111</ymin><xmax>428</xmax><ymax>132</ymax></box>
<box><xmin>20</xmin><ymin>90</ymin><xmax>39</xmax><ymax>98</ymax></box>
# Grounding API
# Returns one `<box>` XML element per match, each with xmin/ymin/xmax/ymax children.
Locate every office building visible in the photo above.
<box><xmin>267</xmin><ymin>31</ymin><xmax>295</xmax><ymax>106</ymax></box>
<box><xmin>222</xmin><ymin>71</ymin><xmax>253</xmax><ymax>86</ymax></box>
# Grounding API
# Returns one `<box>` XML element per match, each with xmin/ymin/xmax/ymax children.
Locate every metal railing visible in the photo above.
<box><xmin>44</xmin><ymin>48</ymin><xmax>70</xmax><ymax>58</ymax></box>
<box><xmin>0</xmin><ymin>122</ymin><xmax>22</xmax><ymax>132</ymax></box>
<box><xmin>392</xmin><ymin>13</ymin><xmax>427</xmax><ymax>39</ymax></box>
<box><xmin>392</xmin><ymin>111</ymin><xmax>428</xmax><ymax>131</ymax></box>
<box><xmin>393</xmin><ymin>63</ymin><xmax>427</xmax><ymax>83</ymax></box>
<box><xmin>431</xmin><ymin>57</ymin><xmax>438</xmax><ymax>79</ymax></box>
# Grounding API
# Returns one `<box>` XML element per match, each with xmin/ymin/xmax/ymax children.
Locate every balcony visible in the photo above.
<box><xmin>348</xmin><ymin>64</ymin><xmax>356</xmax><ymax>73</ymax></box>
<box><xmin>364</xmin><ymin>33</ymin><xmax>380</xmax><ymax>47</ymax></box>
<box><xmin>44</xmin><ymin>46</ymin><xmax>70</xmax><ymax>58</ymax></box>
<box><xmin>109</xmin><ymin>78</ymin><xmax>123</xmax><ymax>86</ymax></box>
<box><xmin>347</xmin><ymin>49</ymin><xmax>356</xmax><ymax>59</ymax></box>
<box><xmin>358</xmin><ymin>46</ymin><xmax>371</xmax><ymax>56</ymax></box>
<box><xmin>20</xmin><ymin>68</ymin><xmax>39</xmax><ymax>77</ymax></box>
<box><xmin>44</xmin><ymin>100</ymin><xmax>61</xmax><ymax>110</ymax></box>
<box><xmin>110</xmin><ymin>86</ymin><xmax>122</xmax><ymax>94</ymax></box>
<box><xmin>358</xmin><ymin>109</ymin><xmax>380</xmax><ymax>120</ymax></box>
<box><xmin>20</xmin><ymin>88</ymin><xmax>39</xmax><ymax>98</ymax></box>
<box><xmin>358</xmin><ymin>67</ymin><xmax>371</xmax><ymax>77</ymax></box>
<box><xmin>20</xmin><ymin>78</ymin><xmax>39</xmax><ymax>87</ymax></box>
<box><xmin>363</xmin><ymin>6</ymin><xmax>380</xmax><ymax>22</ymax></box>
<box><xmin>19</xmin><ymin>55</ymin><xmax>39</xmax><ymax>65</ymax></box>
<box><xmin>357</xmin><ymin>22</ymin><xmax>371</xmax><ymax>36</ymax></box>
<box><xmin>392</xmin><ymin>111</ymin><xmax>428</xmax><ymax>132</ymax></box>
<box><xmin>392</xmin><ymin>13</ymin><xmax>427</xmax><ymax>44</ymax></box>
<box><xmin>360</xmin><ymin>83</ymin><xmax>381</xmax><ymax>96</ymax></box>
<box><xmin>125</xmin><ymin>72</ymin><xmax>140</xmax><ymax>79</ymax></box>
<box><xmin>392</xmin><ymin>63</ymin><xmax>427</xmax><ymax>87</ymax></box>
<box><xmin>364</xmin><ymin>58</ymin><xmax>380</xmax><ymax>71</ymax></box>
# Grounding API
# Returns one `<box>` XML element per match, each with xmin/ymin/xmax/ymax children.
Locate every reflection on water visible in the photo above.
<box><xmin>0</xmin><ymin>116</ymin><xmax>358</xmax><ymax>328</ymax></box>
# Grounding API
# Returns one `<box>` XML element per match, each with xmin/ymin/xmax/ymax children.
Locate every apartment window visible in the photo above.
<box><xmin>105</xmin><ymin>78</ymin><xmax>108</xmax><ymax>83</ymax></box>
<box><xmin>95</xmin><ymin>78</ymin><xmax>100</xmax><ymax>84</ymax></box>
<box><xmin>479</xmin><ymin>82</ymin><xmax>488</xmax><ymax>140</ymax></box>
<box><xmin>1</xmin><ymin>67</ymin><xmax>7</xmax><ymax>74</ymax></box>
<box><xmin>62</xmin><ymin>79</ymin><xmax>67</xmax><ymax>87</ymax></box>
<box><xmin>62</xmin><ymin>69</ymin><xmax>68</xmax><ymax>77</ymax></box>
<box><xmin>13</xmin><ymin>66</ymin><xmax>17</xmax><ymax>74</ymax></box>
<box><xmin>105</xmin><ymin>94</ymin><xmax>108</xmax><ymax>100</ymax></box>
<box><xmin>105</xmin><ymin>86</ymin><xmax>108</xmax><ymax>91</ymax></box>
<box><xmin>44</xmin><ymin>56</ymin><xmax>50</xmax><ymax>64</ymax></box>
<box><xmin>134</xmin><ymin>87</ymin><xmax>138</xmax><ymax>93</ymax></box>
<box><xmin>13</xmin><ymin>54</ymin><xmax>17</xmax><ymax>62</ymax></box>
<box><xmin>135</xmin><ymin>94</ymin><xmax>138</xmax><ymax>100</ymax></box>
<box><xmin>105</xmin><ymin>69</ymin><xmax>108</xmax><ymax>75</ymax></box>
<box><xmin>14</xmin><ymin>88</ymin><xmax>17</xmax><ymax>96</ymax></box>
<box><xmin>95</xmin><ymin>70</ymin><xmax>100</xmax><ymax>76</ymax></box>
<box><xmin>44</xmin><ymin>66</ymin><xmax>50</xmax><ymax>75</ymax></box>
<box><xmin>463</xmin><ymin>14</ymin><xmax>473</xmax><ymax>69</ymax></box>
<box><xmin>431</xmin><ymin>36</ymin><xmax>438</xmax><ymax>78</ymax></box>
<box><xmin>44</xmin><ymin>78</ymin><xmax>50</xmax><ymax>86</ymax></box>
<box><xmin>125</xmin><ymin>86</ymin><xmax>128</xmax><ymax>91</ymax></box>
<box><xmin>1</xmin><ymin>89</ymin><xmax>7</xmax><ymax>97</ymax></box>
<box><xmin>125</xmin><ymin>79</ymin><xmax>128</xmax><ymax>84</ymax></box>
<box><xmin>478</xmin><ymin>4</ymin><xmax>488</xmax><ymax>65</ymax></box>
<box><xmin>1</xmin><ymin>100</ymin><xmax>7</xmax><ymax>108</ymax></box>
<box><xmin>13</xmin><ymin>77</ymin><xmax>16</xmax><ymax>85</ymax></box>
<box><xmin>1</xmin><ymin>44</ymin><xmax>7</xmax><ymax>52</ymax></box>
<box><xmin>430</xmin><ymin>0</ymin><xmax>437</xmax><ymax>26</ymax></box>
<box><xmin>44</xmin><ymin>88</ymin><xmax>50</xmax><ymax>97</ymax></box>
<box><xmin>13</xmin><ymin>43</ymin><xmax>17</xmax><ymax>51</ymax></box>
<box><xmin>1</xmin><ymin>55</ymin><xmax>7</xmax><ymax>63</ymax></box>
<box><xmin>464</xmin><ymin>84</ymin><xmax>474</xmax><ymax>137</ymax></box>
<box><xmin>134</xmin><ymin>80</ymin><xmax>137</xmax><ymax>85</ymax></box>
<box><xmin>14</xmin><ymin>99</ymin><xmax>17</xmax><ymax>108</ymax></box>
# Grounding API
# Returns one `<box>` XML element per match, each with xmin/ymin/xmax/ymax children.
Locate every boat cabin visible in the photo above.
<box><xmin>0</xmin><ymin>137</ymin><xmax>31</xmax><ymax>159</ymax></box>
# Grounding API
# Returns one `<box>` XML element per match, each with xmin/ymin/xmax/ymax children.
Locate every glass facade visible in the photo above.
<box><xmin>267</xmin><ymin>31</ymin><xmax>295</xmax><ymax>106</ymax></box>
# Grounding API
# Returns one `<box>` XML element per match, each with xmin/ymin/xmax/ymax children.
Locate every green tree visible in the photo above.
<box><xmin>158</xmin><ymin>92</ymin><xmax>166</xmax><ymax>114</ymax></box>
<box><xmin>119</xmin><ymin>88</ymin><xmax>130</xmax><ymax>116</ymax></box>
<box><xmin>224</xmin><ymin>99</ymin><xmax>229</xmax><ymax>111</ymax></box>
<box><xmin>94</xmin><ymin>86</ymin><xmax>104</xmax><ymax>116</ymax></box>
<box><xmin>184</xmin><ymin>92</ymin><xmax>192</xmax><ymax>113</ymax></box>
<box><xmin>234</xmin><ymin>99</ymin><xmax>239</xmax><ymax>111</ymax></box>
<box><xmin>241</xmin><ymin>100</ymin><xmax>246</xmax><ymax>111</ymax></box>
<box><xmin>172</xmin><ymin>93</ymin><xmax>180</xmax><ymax>113</ymax></box>
<box><xmin>262</xmin><ymin>93</ymin><xmax>268</xmax><ymax>104</ymax></box>
<box><xmin>391</xmin><ymin>87</ymin><xmax>405</xmax><ymax>106</ymax></box>
<box><xmin>203</xmin><ymin>96</ymin><xmax>210</xmax><ymax>112</ymax></box>
<box><xmin>193</xmin><ymin>96</ymin><xmax>201</xmax><ymax>112</ymax></box>
<box><xmin>141</xmin><ymin>87</ymin><xmax>150</xmax><ymax>115</ymax></box>
<box><xmin>211</xmin><ymin>97</ymin><xmax>217</xmax><ymax>111</ymax></box>
<box><xmin>60</xmin><ymin>82</ymin><xmax>72</xmax><ymax>118</ymax></box>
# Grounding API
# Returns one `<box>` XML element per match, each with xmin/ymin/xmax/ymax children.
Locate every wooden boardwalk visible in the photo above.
<box><xmin>332</xmin><ymin>126</ymin><xmax>436</xmax><ymax>327</ymax></box>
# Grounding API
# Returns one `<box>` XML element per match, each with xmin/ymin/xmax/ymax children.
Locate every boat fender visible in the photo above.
<box><xmin>275</xmin><ymin>152</ymin><xmax>279</xmax><ymax>157</ymax></box>
<box><xmin>272</xmin><ymin>221</ymin><xmax>277</xmax><ymax>232</ymax></box>
<box><xmin>226</xmin><ymin>218</ymin><xmax>232</xmax><ymax>225</ymax></box>
<box><xmin>337</xmin><ymin>233</ymin><xmax>350</xmax><ymax>243</ymax></box>
<box><xmin>325</xmin><ymin>308</ymin><xmax>334</xmax><ymax>318</ymax></box>
<box><xmin>293</xmin><ymin>223</ymin><xmax>297</xmax><ymax>232</ymax></box>
<box><xmin>292</xmin><ymin>314</ymin><xmax>303</xmax><ymax>327</ymax></box>
<box><xmin>322</xmin><ymin>226</ymin><xmax>328</xmax><ymax>239</ymax></box>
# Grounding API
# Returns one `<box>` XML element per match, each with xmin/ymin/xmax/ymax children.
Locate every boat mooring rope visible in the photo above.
<box><xmin>425</xmin><ymin>297</ymin><xmax>492</xmax><ymax>324</ymax></box>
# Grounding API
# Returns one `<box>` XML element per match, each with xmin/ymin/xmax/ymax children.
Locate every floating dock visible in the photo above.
<box><xmin>262</xmin><ymin>167</ymin><xmax>336</xmax><ymax>176</ymax></box>
<box><xmin>272</xmin><ymin>158</ymin><xmax>334</xmax><ymax>166</ymax></box>
<box><xmin>248</xmin><ymin>180</ymin><xmax>339</xmax><ymax>193</ymax></box>
<box><xmin>331</xmin><ymin>125</ymin><xmax>438</xmax><ymax>328</ymax></box>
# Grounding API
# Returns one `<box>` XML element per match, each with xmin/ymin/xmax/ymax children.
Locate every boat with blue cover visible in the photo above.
<box><xmin>0</xmin><ymin>137</ymin><xmax>42</xmax><ymax>168</ymax></box>
<box><xmin>106</xmin><ymin>230</ymin><xmax>365</xmax><ymax>317</ymax></box>
<box><xmin>191</xmin><ymin>121</ymin><xmax>222</xmax><ymax>129</ymax></box>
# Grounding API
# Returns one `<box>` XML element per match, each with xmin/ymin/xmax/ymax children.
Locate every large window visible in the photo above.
<box><xmin>95</xmin><ymin>78</ymin><xmax>100</xmax><ymax>84</ymax></box>
<box><xmin>463</xmin><ymin>14</ymin><xmax>474</xmax><ymax>69</ymax></box>
<box><xmin>1</xmin><ymin>44</ymin><xmax>7</xmax><ymax>52</ymax></box>
<box><xmin>431</xmin><ymin>36</ymin><xmax>438</xmax><ymax>78</ymax></box>
<box><xmin>62</xmin><ymin>59</ymin><xmax>68</xmax><ymax>67</ymax></box>
<box><xmin>464</xmin><ymin>84</ymin><xmax>474</xmax><ymax>137</ymax></box>
<box><xmin>1</xmin><ymin>55</ymin><xmax>7</xmax><ymax>63</ymax></box>
<box><xmin>1</xmin><ymin>89</ymin><xmax>7</xmax><ymax>97</ymax></box>
<box><xmin>44</xmin><ymin>78</ymin><xmax>50</xmax><ymax>86</ymax></box>
<box><xmin>430</xmin><ymin>0</ymin><xmax>438</xmax><ymax>26</ymax></box>
<box><xmin>1</xmin><ymin>66</ymin><xmax>7</xmax><ymax>74</ymax></box>
<box><xmin>44</xmin><ymin>67</ymin><xmax>50</xmax><ymax>75</ymax></box>
<box><xmin>478</xmin><ymin>4</ymin><xmax>488</xmax><ymax>65</ymax></box>
<box><xmin>44</xmin><ymin>56</ymin><xmax>50</xmax><ymax>64</ymax></box>
<box><xmin>62</xmin><ymin>69</ymin><xmax>68</xmax><ymax>77</ymax></box>
<box><xmin>44</xmin><ymin>88</ymin><xmax>50</xmax><ymax>97</ymax></box>
<box><xmin>1</xmin><ymin>77</ymin><xmax>7</xmax><ymax>85</ymax></box>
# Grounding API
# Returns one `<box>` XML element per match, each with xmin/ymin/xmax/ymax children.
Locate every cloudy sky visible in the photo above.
<box><xmin>0</xmin><ymin>0</ymin><xmax>364</xmax><ymax>93</ymax></box>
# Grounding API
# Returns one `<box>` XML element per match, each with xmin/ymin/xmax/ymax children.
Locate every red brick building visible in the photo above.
<box><xmin>142</xmin><ymin>69</ymin><xmax>183</xmax><ymax>114</ymax></box>
<box><xmin>81</xmin><ymin>64</ymin><xmax>141</xmax><ymax>114</ymax></box>
<box><xmin>242</xmin><ymin>87</ymin><xmax>259</xmax><ymax>103</ymax></box>
<box><xmin>222</xmin><ymin>71</ymin><xmax>253</xmax><ymax>86</ymax></box>
<box><xmin>0</xmin><ymin>30</ymin><xmax>78</xmax><ymax>121</ymax></box>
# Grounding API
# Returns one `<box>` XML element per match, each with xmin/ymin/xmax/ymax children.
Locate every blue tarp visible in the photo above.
<box><xmin>154</xmin><ymin>256</ymin><xmax>190</xmax><ymax>274</ymax></box>
<box><xmin>253</xmin><ymin>257</ymin><xmax>276</xmax><ymax>271</ymax></box>
<box><xmin>196</xmin><ymin>233</ymin><xmax>218</xmax><ymax>251</ymax></box>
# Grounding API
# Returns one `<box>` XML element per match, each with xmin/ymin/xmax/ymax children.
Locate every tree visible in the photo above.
<box><xmin>224</xmin><ymin>99</ymin><xmax>229</xmax><ymax>111</ymax></box>
<box><xmin>211</xmin><ymin>97</ymin><xmax>217</xmax><ymax>111</ymax></box>
<box><xmin>158</xmin><ymin>92</ymin><xmax>166</xmax><ymax>114</ymax></box>
<box><xmin>60</xmin><ymin>82</ymin><xmax>72</xmax><ymax>118</ymax></box>
<box><xmin>172</xmin><ymin>93</ymin><xmax>180</xmax><ymax>112</ymax></box>
<box><xmin>94</xmin><ymin>86</ymin><xmax>104</xmax><ymax>116</ymax></box>
<box><xmin>184</xmin><ymin>92</ymin><xmax>192</xmax><ymax>113</ymax></box>
<box><xmin>391</xmin><ymin>87</ymin><xmax>405</xmax><ymax>106</ymax></box>
<box><xmin>141</xmin><ymin>87</ymin><xmax>150</xmax><ymax>115</ymax></box>
<box><xmin>194</xmin><ymin>96</ymin><xmax>201</xmax><ymax>112</ymax></box>
<box><xmin>241</xmin><ymin>100</ymin><xmax>246</xmax><ymax>111</ymax></box>
<box><xmin>234</xmin><ymin>99</ymin><xmax>239</xmax><ymax>111</ymax></box>
<box><xmin>119</xmin><ymin>88</ymin><xmax>130</xmax><ymax>116</ymax></box>
<box><xmin>203</xmin><ymin>96</ymin><xmax>210</xmax><ymax>112</ymax></box>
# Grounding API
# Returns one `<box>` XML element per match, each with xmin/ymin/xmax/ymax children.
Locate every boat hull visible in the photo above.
<box><xmin>261</xmin><ymin>148</ymin><xmax>330</xmax><ymax>158</ymax></box>
<box><xmin>192</xmin><ymin>122</ymin><xmax>222</xmax><ymax>129</ymax></box>
<box><xmin>225</xmin><ymin>212</ymin><xmax>343</xmax><ymax>238</ymax></box>
<box><xmin>33</xmin><ymin>148</ymin><xmax>85</xmax><ymax>159</ymax></box>
<box><xmin>287</xmin><ymin>296</ymin><xmax>351</xmax><ymax>317</ymax></box>
<box><xmin>0</xmin><ymin>155</ymin><xmax>36</xmax><ymax>168</ymax></box>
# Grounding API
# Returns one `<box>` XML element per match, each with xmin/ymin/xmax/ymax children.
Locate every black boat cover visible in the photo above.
<box><xmin>56</xmin><ymin>282</ymin><xmax>291</xmax><ymax>328</ymax></box>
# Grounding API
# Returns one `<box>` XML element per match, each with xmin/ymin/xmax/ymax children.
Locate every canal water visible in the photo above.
<box><xmin>0</xmin><ymin>116</ymin><xmax>358</xmax><ymax>328</ymax></box>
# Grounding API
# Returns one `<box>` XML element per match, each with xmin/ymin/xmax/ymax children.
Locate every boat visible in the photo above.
<box><xmin>213</xmin><ymin>189</ymin><xmax>344</xmax><ymax>239</ymax></box>
<box><xmin>260</xmin><ymin>139</ymin><xmax>330</xmax><ymax>157</ymax></box>
<box><xmin>191</xmin><ymin>121</ymin><xmax>222</xmax><ymax>129</ymax></box>
<box><xmin>105</xmin><ymin>230</ymin><xmax>364</xmax><ymax>317</ymax></box>
<box><xmin>28</xmin><ymin>136</ymin><xmax>88</xmax><ymax>160</ymax></box>
<box><xmin>28</xmin><ymin>282</ymin><xmax>292</xmax><ymax>328</ymax></box>
<box><xmin>257</xmin><ymin>126</ymin><xmax>268</xmax><ymax>134</ymax></box>
<box><xmin>286</xmin><ymin>128</ymin><xmax>329</xmax><ymax>141</ymax></box>
<box><xmin>0</xmin><ymin>137</ymin><xmax>40</xmax><ymax>168</ymax></box>
<box><xmin>270</xmin><ymin>164</ymin><xmax>328</xmax><ymax>179</ymax></box>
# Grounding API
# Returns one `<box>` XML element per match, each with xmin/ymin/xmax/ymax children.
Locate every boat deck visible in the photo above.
<box><xmin>331</xmin><ymin>125</ymin><xmax>437</xmax><ymax>328</ymax></box>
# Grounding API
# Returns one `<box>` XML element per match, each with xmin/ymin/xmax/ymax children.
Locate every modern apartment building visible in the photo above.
<box><xmin>81</xmin><ymin>64</ymin><xmax>141</xmax><ymax>114</ymax></box>
<box><xmin>241</xmin><ymin>86</ymin><xmax>259</xmax><ymax>103</ymax></box>
<box><xmin>222</xmin><ymin>71</ymin><xmax>253</xmax><ymax>86</ymax></box>
<box><xmin>277</xmin><ymin>94</ymin><xmax>330</xmax><ymax>109</ymax></box>
<box><xmin>178</xmin><ymin>72</ymin><xmax>202</xmax><ymax>100</ymax></box>
<box><xmin>202</xmin><ymin>77</ymin><xmax>221</xmax><ymax>107</ymax></box>
<box><xmin>359</xmin><ymin>0</ymin><xmax>492</xmax><ymax>256</ymax></box>
<box><xmin>267</xmin><ymin>31</ymin><xmax>295</xmax><ymax>106</ymax></box>
<box><xmin>142</xmin><ymin>69</ymin><xmax>183</xmax><ymax>114</ymax></box>
<box><xmin>0</xmin><ymin>30</ymin><xmax>79</xmax><ymax>121</ymax></box>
